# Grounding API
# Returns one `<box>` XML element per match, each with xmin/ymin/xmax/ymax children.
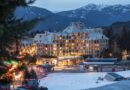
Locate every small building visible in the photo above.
<box><xmin>104</xmin><ymin>73</ymin><xmax>125</xmax><ymax>81</ymax></box>
<box><xmin>83</xmin><ymin>58</ymin><xmax>117</xmax><ymax>72</ymax></box>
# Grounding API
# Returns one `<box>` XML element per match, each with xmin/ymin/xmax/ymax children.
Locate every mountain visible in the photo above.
<box><xmin>15</xmin><ymin>6</ymin><xmax>85</xmax><ymax>32</ymax></box>
<box><xmin>58</xmin><ymin>4</ymin><xmax>130</xmax><ymax>27</ymax></box>
<box><xmin>15</xmin><ymin>6</ymin><xmax>53</xmax><ymax>20</ymax></box>
<box><xmin>14</xmin><ymin>4</ymin><xmax>130</xmax><ymax>32</ymax></box>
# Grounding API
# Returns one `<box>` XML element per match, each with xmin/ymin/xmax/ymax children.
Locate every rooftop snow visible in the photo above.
<box><xmin>88</xmin><ymin>32</ymin><xmax>109</xmax><ymax>40</ymax></box>
<box><xmin>62</xmin><ymin>22</ymin><xmax>85</xmax><ymax>33</ymax></box>
<box><xmin>33</xmin><ymin>32</ymin><xmax>54</xmax><ymax>44</ymax></box>
<box><xmin>56</xmin><ymin>32</ymin><xmax>72</xmax><ymax>36</ymax></box>
<box><xmin>23</xmin><ymin>23</ymin><xmax>108</xmax><ymax>44</ymax></box>
<box><xmin>63</xmin><ymin>25</ymin><xmax>81</xmax><ymax>33</ymax></box>
<box><xmin>21</xmin><ymin>38</ymin><xmax>33</xmax><ymax>45</ymax></box>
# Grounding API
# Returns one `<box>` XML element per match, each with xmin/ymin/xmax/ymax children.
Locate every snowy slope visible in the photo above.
<box><xmin>58</xmin><ymin>4</ymin><xmax>130</xmax><ymax>27</ymax></box>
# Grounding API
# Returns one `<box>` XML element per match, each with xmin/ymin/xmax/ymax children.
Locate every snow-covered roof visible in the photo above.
<box><xmin>33</xmin><ymin>32</ymin><xmax>54</xmax><ymax>44</ymax></box>
<box><xmin>56</xmin><ymin>32</ymin><xmax>72</xmax><ymax>36</ymax></box>
<box><xmin>21</xmin><ymin>22</ymin><xmax>109</xmax><ymax>45</ymax></box>
<box><xmin>87</xmin><ymin>32</ymin><xmax>108</xmax><ymax>40</ymax></box>
<box><xmin>63</xmin><ymin>25</ymin><xmax>81</xmax><ymax>34</ymax></box>
<box><xmin>21</xmin><ymin>38</ymin><xmax>33</xmax><ymax>45</ymax></box>
<box><xmin>84</xmin><ymin>28</ymin><xmax>103</xmax><ymax>33</ymax></box>
<box><xmin>62</xmin><ymin>22</ymin><xmax>85</xmax><ymax>34</ymax></box>
<box><xmin>62</xmin><ymin>23</ymin><xmax>103</xmax><ymax>35</ymax></box>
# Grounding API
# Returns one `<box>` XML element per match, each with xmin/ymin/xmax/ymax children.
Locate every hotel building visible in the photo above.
<box><xmin>20</xmin><ymin>22</ymin><xmax>109</xmax><ymax>66</ymax></box>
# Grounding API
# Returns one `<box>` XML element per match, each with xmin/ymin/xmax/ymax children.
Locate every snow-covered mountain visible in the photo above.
<box><xmin>15</xmin><ymin>6</ymin><xmax>82</xmax><ymax>32</ymax></box>
<box><xmin>14</xmin><ymin>4</ymin><xmax>130</xmax><ymax>32</ymax></box>
<box><xmin>58</xmin><ymin>4</ymin><xmax>130</xmax><ymax>27</ymax></box>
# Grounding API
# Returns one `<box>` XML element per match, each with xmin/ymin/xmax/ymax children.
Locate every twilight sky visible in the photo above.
<box><xmin>32</xmin><ymin>0</ymin><xmax>130</xmax><ymax>12</ymax></box>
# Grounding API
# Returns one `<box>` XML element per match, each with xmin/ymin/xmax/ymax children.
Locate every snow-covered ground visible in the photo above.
<box><xmin>87</xmin><ymin>80</ymin><xmax>130</xmax><ymax>90</ymax></box>
<box><xmin>39</xmin><ymin>71</ymin><xmax>130</xmax><ymax>90</ymax></box>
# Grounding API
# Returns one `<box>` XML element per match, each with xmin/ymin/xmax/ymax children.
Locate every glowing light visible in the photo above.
<box><xmin>60</xmin><ymin>37</ymin><xmax>62</xmax><ymax>39</ymax></box>
<box><xmin>86</xmin><ymin>44</ymin><xmax>89</xmax><ymax>47</ymax></box>
<box><xmin>13</xmin><ymin>71</ymin><xmax>24</xmax><ymax>83</ymax></box>
<box><xmin>53</xmin><ymin>44</ymin><xmax>57</xmax><ymax>47</ymax></box>
<box><xmin>45</xmin><ymin>48</ymin><xmax>48</xmax><ymax>50</ymax></box>
<box><xmin>53</xmin><ymin>48</ymin><xmax>57</xmax><ymax>50</ymax></box>
<box><xmin>66</xmin><ymin>40</ymin><xmax>68</xmax><ymax>42</ymax></box>
<box><xmin>9</xmin><ymin>65</ymin><xmax>18</xmax><ymax>72</ymax></box>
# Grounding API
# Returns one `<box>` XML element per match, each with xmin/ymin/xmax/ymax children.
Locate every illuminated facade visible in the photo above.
<box><xmin>20</xmin><ymin>22</ymin><xmax>109</xmax><ymax>65</ymax></box>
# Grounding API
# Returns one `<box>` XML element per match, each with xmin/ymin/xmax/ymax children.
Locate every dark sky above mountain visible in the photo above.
<box><xmin>32</xmin><ymin>0</ymin><xmax>130</xmax><ymax>12</ymax></box>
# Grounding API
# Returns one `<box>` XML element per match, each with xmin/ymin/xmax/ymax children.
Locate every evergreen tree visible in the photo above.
<box><xmin>0</xmin><ymin>0</ymin><xmax>37</xmax><ymax>57</ymax></box>
<box><xmin>0</xmin><ymin>0</ymin><xmax>37</xmax><ymax>82</ymax></box>
<box><xmin>118</xmin><ymin>27</ymin><xmax>128</xmax><ymax>50</ymax></box>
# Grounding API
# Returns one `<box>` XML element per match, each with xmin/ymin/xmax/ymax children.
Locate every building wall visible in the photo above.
<box><xmin>54</xmin><ymin>32</ymin><xmax>88</xmax><ymax>57</ymax></box>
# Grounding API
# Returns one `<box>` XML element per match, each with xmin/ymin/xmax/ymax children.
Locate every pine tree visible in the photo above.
<box><xmin>0</xmin><ymin>0</ymin><xmax>37</xmax><ymax>57</ymax></box>
<box><xmin>0</xmin><ymin>0</ymin><xmax>37</xmax><ymax>82</ymax></box>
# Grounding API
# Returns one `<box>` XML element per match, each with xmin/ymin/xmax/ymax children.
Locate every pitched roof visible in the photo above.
<box><xmin>87</xmin><ymin>32</ymin><xmax>109</xmax><ymax>40</ymax></box>
<box><xmin>33</xmin><ymin>32</ymin><xmax>54</xmax><ymax>44</ymax></box>
<box><xmin>21</xmin><ymin>38</ymin><xmax>33</xmax><ymax>45</ymax></box>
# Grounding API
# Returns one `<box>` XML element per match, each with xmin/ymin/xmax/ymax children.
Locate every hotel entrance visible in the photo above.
<box><xmin>36</xmin><ymin>56</ymin><xmax>84</xmax><ymax>68</ymax></box>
